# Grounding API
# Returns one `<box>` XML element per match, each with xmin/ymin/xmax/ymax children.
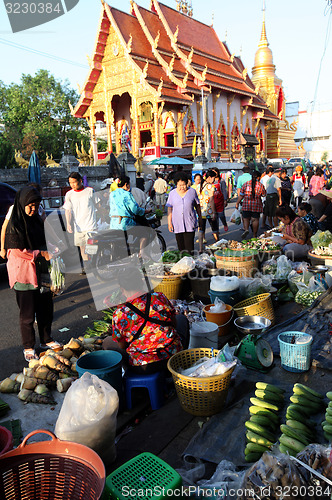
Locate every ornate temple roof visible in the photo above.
<box><xmin>73</xmin><ymin>0</ymin><xmax>275</xmax><ymax>119</ymax></box>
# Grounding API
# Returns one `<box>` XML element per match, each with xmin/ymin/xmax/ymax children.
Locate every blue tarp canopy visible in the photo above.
<box><xmin>28</xmin><ymin>151</ymin><xmax>41</xmax><ymax>185</ymax></box>
<box><xmin>149</xmin><ymin>156</ymin><xmax>193</xmax><ymax>165</ymax></box>
<box><xmin>148</xmin><ymin>156</ymin><xmax>169</xmax><ymax>165</ymax></box>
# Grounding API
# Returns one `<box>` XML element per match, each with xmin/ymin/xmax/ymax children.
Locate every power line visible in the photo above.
<box><xmin>0</xmin><ymin>37</ymin><xmax>89</xmax><ymax>69</ymax></box>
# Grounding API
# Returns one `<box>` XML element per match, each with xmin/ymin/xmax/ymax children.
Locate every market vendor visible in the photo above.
<box><xmin>309</xmin><ymin>190</ymin><xmax>331</xmax><ymax>219</ymax></box>
<box><xmin>103</xmin><ymin>266</ymin><xmax>189</xmax><ymax>373</ymax></box>
<box><xmin>317</xmin><ymin>189</ymin><xmax>332</xmax><ymax>232</ymax></box>
<box><xmin>275</xmin><ymin>205</ymin><xmax>312</xmax><ymax>260</ymax></box>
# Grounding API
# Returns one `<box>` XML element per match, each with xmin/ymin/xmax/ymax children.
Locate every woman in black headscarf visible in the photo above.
<box><xmin>5</xmin><ymin>186</ymin><xmax>60</xmax><ymax>361</ymax></box>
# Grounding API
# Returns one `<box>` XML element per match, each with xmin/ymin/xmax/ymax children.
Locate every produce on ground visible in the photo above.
<box><xmin>295</xmin><ymin>289</ymin><xmax>323</xmax><ymax>307</ymax></box>
<box><xmin>241</xmin><ymin>445</ymin><xmax>331</xmax><ymax>500</ymax></box>
<box><xmin>0</xmin><ymin>336</ymin><xmax>103</xmax><ymax>405</ymax></box>
<box><xmin>0</xmin><ymin>397</ymin><xmax>10</xmax><ymax>417</ymax></box>
<box><xmin>245</xmin><ymin>381</ymin><xmax>284</xmax><ymax>462</ymax></box>
<box><xmin>279</xmin><ymin>383</ymin><xmax>324</xmax><ymax>456</ymax></box>
<box><xmin>321</xmin><ymin>391</ymin><xmax>332</xmax><ymax>442</ymax></box>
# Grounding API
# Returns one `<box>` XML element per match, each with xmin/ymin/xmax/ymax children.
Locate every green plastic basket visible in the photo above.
<box><xmin>105</xmin><ymin>452</ymin><xmax>182</xmax><ymax>500</ymax></box>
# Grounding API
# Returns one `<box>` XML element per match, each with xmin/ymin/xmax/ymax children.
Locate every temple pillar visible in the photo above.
<box><xmin>115</xmin><ymin>122</ymin><xmax>120</xmax><ymax>155</ymax></box>
<box><xmin>89</xmin><ymin>109</ymin><xmax>98</xmax><ymax>164</ymax></box>
<box><xmin>197</xmin><ymin>99</ymin><xmax>202</xmax><ymax>135</ymax></box>
<box><xmin>153</xmin><ymin>102</ymin><xmax>160</xmax><ymax>156</ymax></box>
<box><xmin>178</xmin><ymin>109</ymin><xmax>186</xmax><ymax>147</ymax></box>
<box><xmin>227</xmin><ymin>94</ymin><xmax>235</xmax><ymax>156</ymax></box>
<box><xmin>130</xmin><ymin>99</ymin><xmax>139</xmax><ymax>156</ymax></box>
<box><xmin>212</xmin><ymin>93</ymin><xmax>217</xmax><ymax>151</ymax></box>
<box><xmin>106</xmin><ymin>105</ymin><xmax>114</xmax><ymax>153</ymax></box>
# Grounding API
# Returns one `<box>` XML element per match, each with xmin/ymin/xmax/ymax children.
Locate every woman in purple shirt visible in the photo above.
<box><xmin>166</xmin><ymin>173</ymin><xmax>201</xmax><ymax>254</ymax></box>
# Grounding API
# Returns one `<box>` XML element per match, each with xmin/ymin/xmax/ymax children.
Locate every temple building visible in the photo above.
<box><xmin>251</xmin><ymin>6</ymin><xmax>298</xmax><ymax>159</ymax></box>
<box><xmin>73</xmin><ymin>0</ymin><xmax>279</xmax><ymax>163</ymax></box>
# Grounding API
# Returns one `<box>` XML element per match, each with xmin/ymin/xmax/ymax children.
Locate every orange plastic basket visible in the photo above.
<box><xmin>0</xmin><ymin>430</ymin><xmax>105</xmax><ymax>500</ymax></box>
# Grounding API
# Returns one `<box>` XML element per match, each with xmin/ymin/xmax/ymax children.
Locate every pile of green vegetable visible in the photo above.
<box><xmin>311</xmin><ymin>230</ymin><xmax>332</xmax><ymax>250</ymax></box>
<box><xmin>279</xmin><ymin>383</ymin><xmax>324</xmax><ymax>456</ymax></box>
<box><xmin>321</xmin><ymin>391</ymin><xmax>332</xmax><ymax>442</ymax></box>
<box><xmin>49</xmin><ymin>257</ymin><xmax>65</xmax><ymax>295</ymax></box>
<box><xmin>84</xmin><ymin>309</ymin><xmax>114</xmax><ymax>339</ymax></box>
<box><xmin>155</xmin><ymin>209</ymin><xmax>164</xmax><ymax>220</ymax></box>
<box><xmin>244</xmin><ymin>382</ymin><xmax>285</xmax><ymax>462</ymax></box>
<box><xmin>295</xmin><ymin>289</ymin><xmax>322</xmax><ymax>307</ymax></box>
<box><xmin>242</xmin><ymin>238</ymin><xmax>281</xmax><ymax>252</ymax></box>
<box><xmin>215</xmin><ymin>248</ymin><xmax>258</xmax><ymax>258</ymax></box>
<box><xmin>162</xmin><ymin>250</ymin><xmax>191</xmax><ymax>263</ymax></box>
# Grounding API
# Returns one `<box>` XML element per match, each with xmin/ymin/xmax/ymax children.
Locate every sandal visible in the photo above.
<box><xmin>40</xmin><ymin>341</ymin><xmax>62</xmax><ymax>350</ymax></box>
<box><xmin>24</xmin><ymin>349</ymin><xmax>38</xmax><ymax>362</ymax></box>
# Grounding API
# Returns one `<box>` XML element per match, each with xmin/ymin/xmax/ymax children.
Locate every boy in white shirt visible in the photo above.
<box><xmin>63</xmin><ymin>172</ymin><xmax>97</xmax><ymax>274</ymax></box>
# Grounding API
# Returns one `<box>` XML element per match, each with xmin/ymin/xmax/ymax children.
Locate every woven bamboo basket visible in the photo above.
<box><xmin>215</xmin><ymin>254</ymin><xmax>258</xmax><ymax>278</ymax></box>
<box><xmin>149</xmin><ymin>273</ymin><xmax>186</xmax><ymax>300</ymax></box>
<box><xmin>308</xmin><ymin>251</ymin><xmax>332</xmax><ymax>267</ymax></box>
<box><xmin>233</xmin><ymin>293</ymin><xmax>275</xmax><ymax>325</ymax></box>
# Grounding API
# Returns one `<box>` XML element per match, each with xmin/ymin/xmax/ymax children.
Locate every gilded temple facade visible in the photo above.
<box><xmin>73</xmin><ymin>0</ymin><xmax>278</xmax><ymax>162</ymax></box>
<box><xmin>251</xmin><ymin>9</ymin><xmax>298</xmax><ymax>159</ymax></box>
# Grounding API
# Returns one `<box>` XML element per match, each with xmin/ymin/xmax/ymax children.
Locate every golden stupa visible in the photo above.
<box><xmin>251</xmin><ymin>5</ymin><xmax>298</xmax><ymax>159</ymax></box>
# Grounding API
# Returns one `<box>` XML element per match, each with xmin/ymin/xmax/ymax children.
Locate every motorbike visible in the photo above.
<box><xmin>85</xmin><ymin>212</ymin><xmax>166</xmax><ymax>282</ymax></box>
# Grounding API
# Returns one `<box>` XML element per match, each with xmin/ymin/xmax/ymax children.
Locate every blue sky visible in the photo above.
<box><xmin>0</xmin><ymin>0</ymin><xmax>331</xmax><ymax>112</ymax></box>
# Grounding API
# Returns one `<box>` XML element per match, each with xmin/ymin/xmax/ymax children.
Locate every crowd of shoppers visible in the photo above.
<box><xmin>2</xmin><ymin>160</ymin><xmax>332</xmax><ymax>365</ymax></box>
<box><xmin>234</xmin><ymin>161</ymin><xmax>332</xmax><ymax>259</ymax></box>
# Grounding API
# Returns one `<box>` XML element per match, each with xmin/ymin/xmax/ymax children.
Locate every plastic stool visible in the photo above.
<box><xmin>124</xmin><ymin>370</ymin><xmax>165</xmax><ymax>410</ymax></box>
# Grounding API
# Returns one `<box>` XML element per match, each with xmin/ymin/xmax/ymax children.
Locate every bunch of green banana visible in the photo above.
<box><xmin>279</xmin><ymin>383</ymin><xmax>323</xmax><ymax>456</ymax></box>
<box><xmin>321</xmin><ymin>391</ymin><xmax>332</xmax><ymax>442</ymax></box>
<box><xmin>245</xmin><ymin>382</ymin><xmax>284</xmax><ymax>462</ymax></box>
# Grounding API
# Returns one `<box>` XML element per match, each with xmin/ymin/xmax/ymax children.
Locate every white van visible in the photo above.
<box><xmin>268</xmin><ymin>158</ymin><xmax>287</xmax><ymax>165</ymax></box>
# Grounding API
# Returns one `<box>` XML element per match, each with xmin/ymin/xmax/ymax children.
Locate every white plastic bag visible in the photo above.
<box><xmin>230</xmin><ymin>209</ymin><xmax>241</xmax><ymax>225</ymax></box>
<box><xmin>209</xmin><ymin>297</ymin><xmax>226</xmax><ymax>312</ymax></box>
<box><xmin>239</xmin><ymin>275</ymin><xmax>272</xmax><ymax>298</ymax></box>
<box><xmin>49</xmin><ymin>256</ymin><xmax>65</xmax><ymax>295</ymax></box>
<box><xmin>171</xmin><ymin>256</ymin><xmax>195</xmax><ymax>274</ymax></box>
<box><xmin>275</xmin><ymin>255</ymin><xmax>292</xmax><ymax>281</ymax></box>
<box><xmin>210</xmin><ymin>276</ymin><xmax>240</xmax><ymax>292</ymax></box>
<box><xmin>194</xmin><ymin>253</ymin><xmax>215</xmax><ymax>269</ymax></box>
<box><xmin>55</xmin><ymin>372</ymin><xmax>119</xmax><ymax>465</ymax></box>
<box><xmin>294</xmin><ymin>276</ymin><xmax>327</xmax><ymax>306</ymax></box>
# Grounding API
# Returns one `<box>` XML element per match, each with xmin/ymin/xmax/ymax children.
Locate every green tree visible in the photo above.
<box><xmin>0</xmin><ymin>135</ymin><xmax>15</xmax><ymax>168</ymax></box>
<box><xmin>0</xmin><ymin>70</ymin><xmax>89</xmax><ymax>165</ymax></box>
<box><xmin>97</xmin><ymin>139</ymin><xmax>108</xmax><ymax>152</ymax></box>
<box><xmin>321</xmin><ymin>151</ymin><xmax>328</xmax><ymax>163</ymax></box>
